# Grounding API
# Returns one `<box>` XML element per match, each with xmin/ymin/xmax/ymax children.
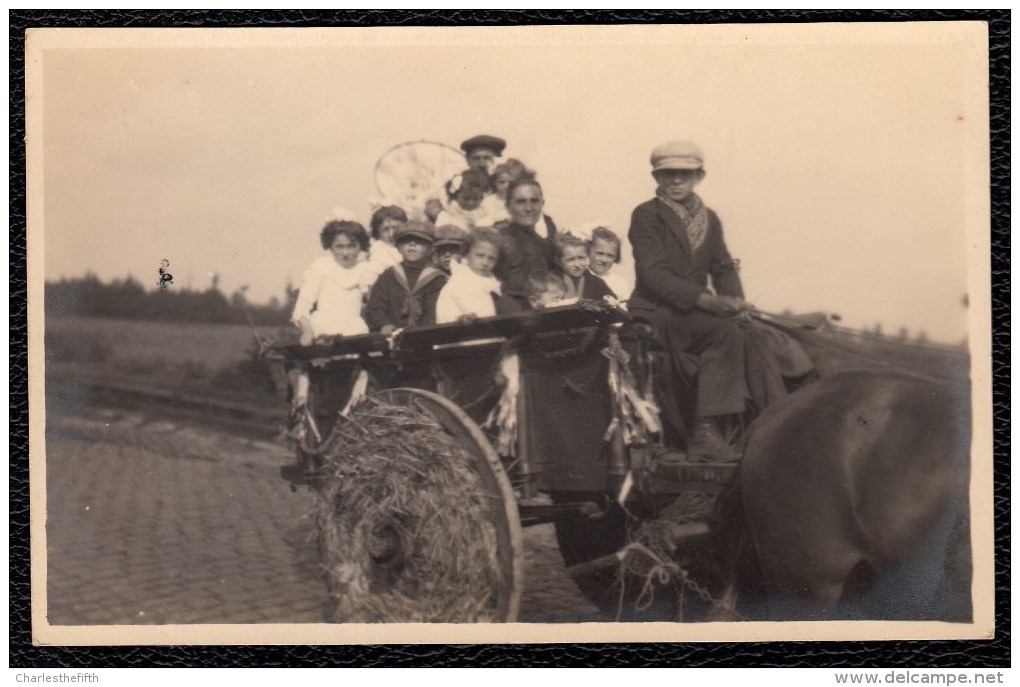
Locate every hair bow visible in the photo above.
<box><xmin>366</xmin><ymin>196</ymin><xmax>402</xmax><ymax>215</ymax></box>
<box><xmin>561</xmin><ymin>222</ymin><xmax>605</xmax><ymax>243</ymax></box>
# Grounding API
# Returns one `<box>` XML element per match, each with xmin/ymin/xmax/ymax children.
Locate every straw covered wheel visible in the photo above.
<box><xmin>314</xmin><ymin>388</ymin><xmax>523</xmax><ymax>622</ymax></box>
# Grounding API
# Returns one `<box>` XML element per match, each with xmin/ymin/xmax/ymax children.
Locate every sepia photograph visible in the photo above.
<box><xmin>25</xmin><ymin>22</ymin><xmax>994</xmax><ymax>647</ymax></box>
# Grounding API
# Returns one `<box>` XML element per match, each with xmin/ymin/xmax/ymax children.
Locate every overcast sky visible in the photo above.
<box><xmin>33</xmin><ymin>24</ymin><xmax>987</xmax><ymax>343</ymax></box>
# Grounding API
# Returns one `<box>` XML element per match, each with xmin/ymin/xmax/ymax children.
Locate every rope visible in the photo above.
<box><xmin>619</xmin><ymin>541</ymin><xmax>740</xmax><ymax>618</ymax></box>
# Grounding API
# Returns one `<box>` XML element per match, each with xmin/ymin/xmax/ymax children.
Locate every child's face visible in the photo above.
<box><xmin>464</xmin><ymin>240</ymin><xmax>499</xmax><ymax>278</ymax></box>
<box><xmin>435</xmin><ymin>246</ymin><xmax>461</xmax><ymax>272</ymax></box>
<box><xmin>529</xmin><ymin>283</ymin><xmax>567</xmax><ymax>309</ymax></box>
<box><xmin>329</xmin><ymin>233</ymin><xmax>361</xmax><ymax>268</ymax></box>
<box><xmin>377</xmin><ymin>217</ymin><xmax>404</xmax><ymax>245</ymax></box>
<box><xmin>455</xmin><ymin>186</ymin><xmax>485</xmax><ymax>212</ymax></box>
<box><xmin>558</xmin><ymin>245</ymin><xmax>589</xmax><ymax>279</ymax></box>
<box><xmin>653</xmin><ymin>168</ymin><xmax>704</xmax><ymax>203</ymax></box>
<box><xmin>493</xmin><ymin>172</ymin><xmax>512</xmax><ymax>198</ymax></box>
<box><xmin>397</xmin><ymin>237</ymin><xmax>432</xmax><ymax>264</ymax></box>
<box><xmin>588</xmin><ymin>238</ymin><xmax>619</xmax><ymax>277</ymax></box>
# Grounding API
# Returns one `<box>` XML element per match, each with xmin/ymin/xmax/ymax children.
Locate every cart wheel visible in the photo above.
<box><xmin>315</xmin><ymin>388</ymin><xmax>523</xmax><ymax>622</ymax></box>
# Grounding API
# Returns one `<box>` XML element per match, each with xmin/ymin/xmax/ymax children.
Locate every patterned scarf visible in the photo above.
<box><xmin>657</xmin><ymin>191</ymin><xmax>709</xmax><ymax>252</ymax></box>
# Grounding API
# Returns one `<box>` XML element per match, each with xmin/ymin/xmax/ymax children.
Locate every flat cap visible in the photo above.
<box><xmin>394</xmin><ymin>219</ymin><xmax>436</xmax><ymax>244</ymax></box>
<box><xmin>433</xmin><ymin>224</ymin><xmax>469</xmax><ymax>249</ymax></box>
<box><xmin>461</xmin><ymin>134</ymin><xmax>507</xmax><ymax>156</ymax></box>
<box><xmin>650</xmin><ymin>140</ymin><xmax>704</xmax><ymax>172</ymax></box>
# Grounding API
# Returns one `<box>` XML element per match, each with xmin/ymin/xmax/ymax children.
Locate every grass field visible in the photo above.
<box><xmin>44</xmin><ymin>315</ymin><xmax>296</xmax><ymax>406</ymax></box>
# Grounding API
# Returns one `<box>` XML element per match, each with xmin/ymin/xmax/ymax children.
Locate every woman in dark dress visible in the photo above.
<box><xmin>493</xmin><ymin>178</ymin><xmax>559</xmax><ymax>307</ymax></box>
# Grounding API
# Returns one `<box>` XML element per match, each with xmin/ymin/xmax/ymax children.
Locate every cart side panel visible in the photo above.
<box><xmin>522</xmin><ymin>335</ymin><xmax>614</xmax><ymax>494</ymax></box>
<box><xmin>434</xmin><ymin>346</ymin><xmax>504</xmax><ymax>428</ymax></box>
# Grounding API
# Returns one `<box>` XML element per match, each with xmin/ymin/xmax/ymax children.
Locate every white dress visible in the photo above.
<box><xmin>364</xmin><ymin>239</ymin><xmax>401</xmax><ymax>282</ymax></box>
<box><xmin>291</xmin><ymin>255</ymin><xmax>373</xmax><ymax>337</ymax></box>
<box><xmin>435</xmin><ymin>202</ymin><xmax>495</xmax><ymax>231</ymax></box>
<box><xmin>596</xmin><ymin>268</ymin><xmax>633</xmax><ymax>301</ymax></box>
<box><xmin>483</xmin><ymin>194</ymin><xmax>510</xmax><ymax>224</ymax></box>
<box><xmin>436</xmin><ymin>261</ymin><xmax>502</xmax><ymax>324</ymax></box>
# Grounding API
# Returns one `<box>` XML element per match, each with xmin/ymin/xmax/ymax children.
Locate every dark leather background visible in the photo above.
<box><xmin>9</xmin><ymin>9</ymin><xmax>1010</xmax><ymax>668</ymax></box>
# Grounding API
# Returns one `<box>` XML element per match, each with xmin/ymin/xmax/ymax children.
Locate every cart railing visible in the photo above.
<box><xmin>266</xmin><ymin>301</ymin><xmax>629</xmax><ymax>364</ymax></box>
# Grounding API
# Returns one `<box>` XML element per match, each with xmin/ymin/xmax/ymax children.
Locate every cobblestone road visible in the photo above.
<box><xmin>44</xmin><ymin>404</ymin><xmax>601</xmax><ymax>626</ymax></box>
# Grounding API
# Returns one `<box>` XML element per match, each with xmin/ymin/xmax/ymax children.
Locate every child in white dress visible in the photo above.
<box><xmin>434</xmin><ymin>169</ymin><xmax>496</xmax><ymax>231</ymax></box>
<box><xmin>292</xmin><ymin>220</ymin><xmax>374</xmax><ymax>342</ymax></box>
<box><xmin>436</xmin><ymin>228</ymin><xmax>504</xmax><ymax>325</ymax></box>
<box><xmin>288</xmin><ymin>220</ymin><xmax>374</xmax><ymax>417</ymax></box>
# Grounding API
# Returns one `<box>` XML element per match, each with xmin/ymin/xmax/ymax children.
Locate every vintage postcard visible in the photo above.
<box><xmin>26</xmin><ymin>22</ymin><xmax>994</xmax><ymax>646</ymax></box>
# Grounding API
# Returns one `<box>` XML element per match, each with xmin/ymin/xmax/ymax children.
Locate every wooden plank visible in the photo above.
<box><xmin>266</xmin><ymin>303</ymin><xmax>627</xmax><ymax>362</ymax></box>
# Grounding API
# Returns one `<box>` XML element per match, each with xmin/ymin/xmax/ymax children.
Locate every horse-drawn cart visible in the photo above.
<box><xmin>266</xmin><ymin>302</ymin><xmax>972</xmax><ymax>623</ymax></box>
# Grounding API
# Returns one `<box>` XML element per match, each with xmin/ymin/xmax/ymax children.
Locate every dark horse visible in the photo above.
<box><xmin>714</xmin><ymin>368</ymin><xmax>972</xmax><ymax>621</ymax></box>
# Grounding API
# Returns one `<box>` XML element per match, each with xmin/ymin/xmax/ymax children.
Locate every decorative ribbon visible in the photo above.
<box><xmin>340</xmin><ymin>368</ymin><xmax>370</xmax><ymax>418</ymax></box>
<box><xmin>366</xmin><ymin>196</ymin><xmax>402</xmax><ymax>214</ymax></box>
<box><xmin>483</xmin><ymin>351</ymin><xmax>520</xmax><ymax>457</ymax></box>
<box><xmin>602</xmin><ymin>330</ymin><xmax>662</xmax><ymax>446</ymax></box>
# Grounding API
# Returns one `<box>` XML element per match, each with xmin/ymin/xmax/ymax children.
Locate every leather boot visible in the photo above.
<box><xmin>688</xmin><ymin>417</ymin><xmax>741</xmax><ymax>463</ymax></box>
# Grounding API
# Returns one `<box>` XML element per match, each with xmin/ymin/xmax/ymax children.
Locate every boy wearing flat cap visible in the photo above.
<box><xmin>433</xmin><ymin>224</ymin><xmax>469</xmax><ymax>275</ymax></box>
<box><xmin>364</xmin><ymin>220</ymin><xmax>447</xmax><ymax>335</ymax></box>
<box><xmin>461</xmin><ymin>134</ymin><xmax>506</xmax><ymax>176</ymax></box>
<box><xmin>629</xmin><ymin>140</ymin><xmax>787</xmax><ymax>463</ymax></box>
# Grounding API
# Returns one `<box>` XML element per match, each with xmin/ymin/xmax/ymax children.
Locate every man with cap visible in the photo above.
<box><xmin>364</xmin><ymin>220</ymin><xmax>447</xmax><ymax>335</ymax></box>
<box><xmin>460</xmin><ymin>134</ymin><xmax>507</xmax><ymax>176</ymax></box>
<box><xmin>628</xmin><ymin>140</ymin><xmax>784</xmax><ymax>463</ymax></box>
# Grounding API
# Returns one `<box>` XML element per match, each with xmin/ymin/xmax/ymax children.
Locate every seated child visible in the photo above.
<box><xmin>364</xmin><ymin>205</ymin><xmax>408</xmax><ymax>281</ymax></box>
<box><xmin>434</xmin><ymin>169</ymin><xmax>495</xmax><ymax>231</ymax></box>
<box><xmin>552</xmin><ymin>233</ymin><xmax>616</xmax><ymax>301</ymax></box>
<box><xmin>587</xmin><ymin>226</ymin><xmax>633</xmax><ymax>301</ymax></box>
<box><xmin>433</xmin><ymin>224</ymin><xmax>469</xmax><ymax>275</ymax></box>
<box><xmin>364</xmin><ymin>220</ymin><xmax>448</xmax><ymax>335</ymax></box>
<box><xmin>285</xmin><ymin>219</ymin><xmax>373</xmax><ymax>441</ymax></box>
<box><xmin>436</xmin><ymin>228</ymin><xmax>504</xmax><ymax>325</ymax></box>
<box><xmin>291</xmin><ymin>220</ymin><xmax>374</xmax><ymax>344</ymax></box>
<box><xmin>525</xmin><ymin>270</ymin><xmax>572</xmax><ymax>310</ymax></box>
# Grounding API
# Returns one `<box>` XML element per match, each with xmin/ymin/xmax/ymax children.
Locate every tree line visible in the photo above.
<box><xmin>44</xmin><ymin>274</ymin><xmax>294</xmax><ymax>326</ymax></box>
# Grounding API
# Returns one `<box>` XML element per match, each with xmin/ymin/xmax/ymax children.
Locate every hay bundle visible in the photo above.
<box><xmin>314</xmin><ymin>394</ymin><xmax>500</xmax><ymax>622</ymax></box>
